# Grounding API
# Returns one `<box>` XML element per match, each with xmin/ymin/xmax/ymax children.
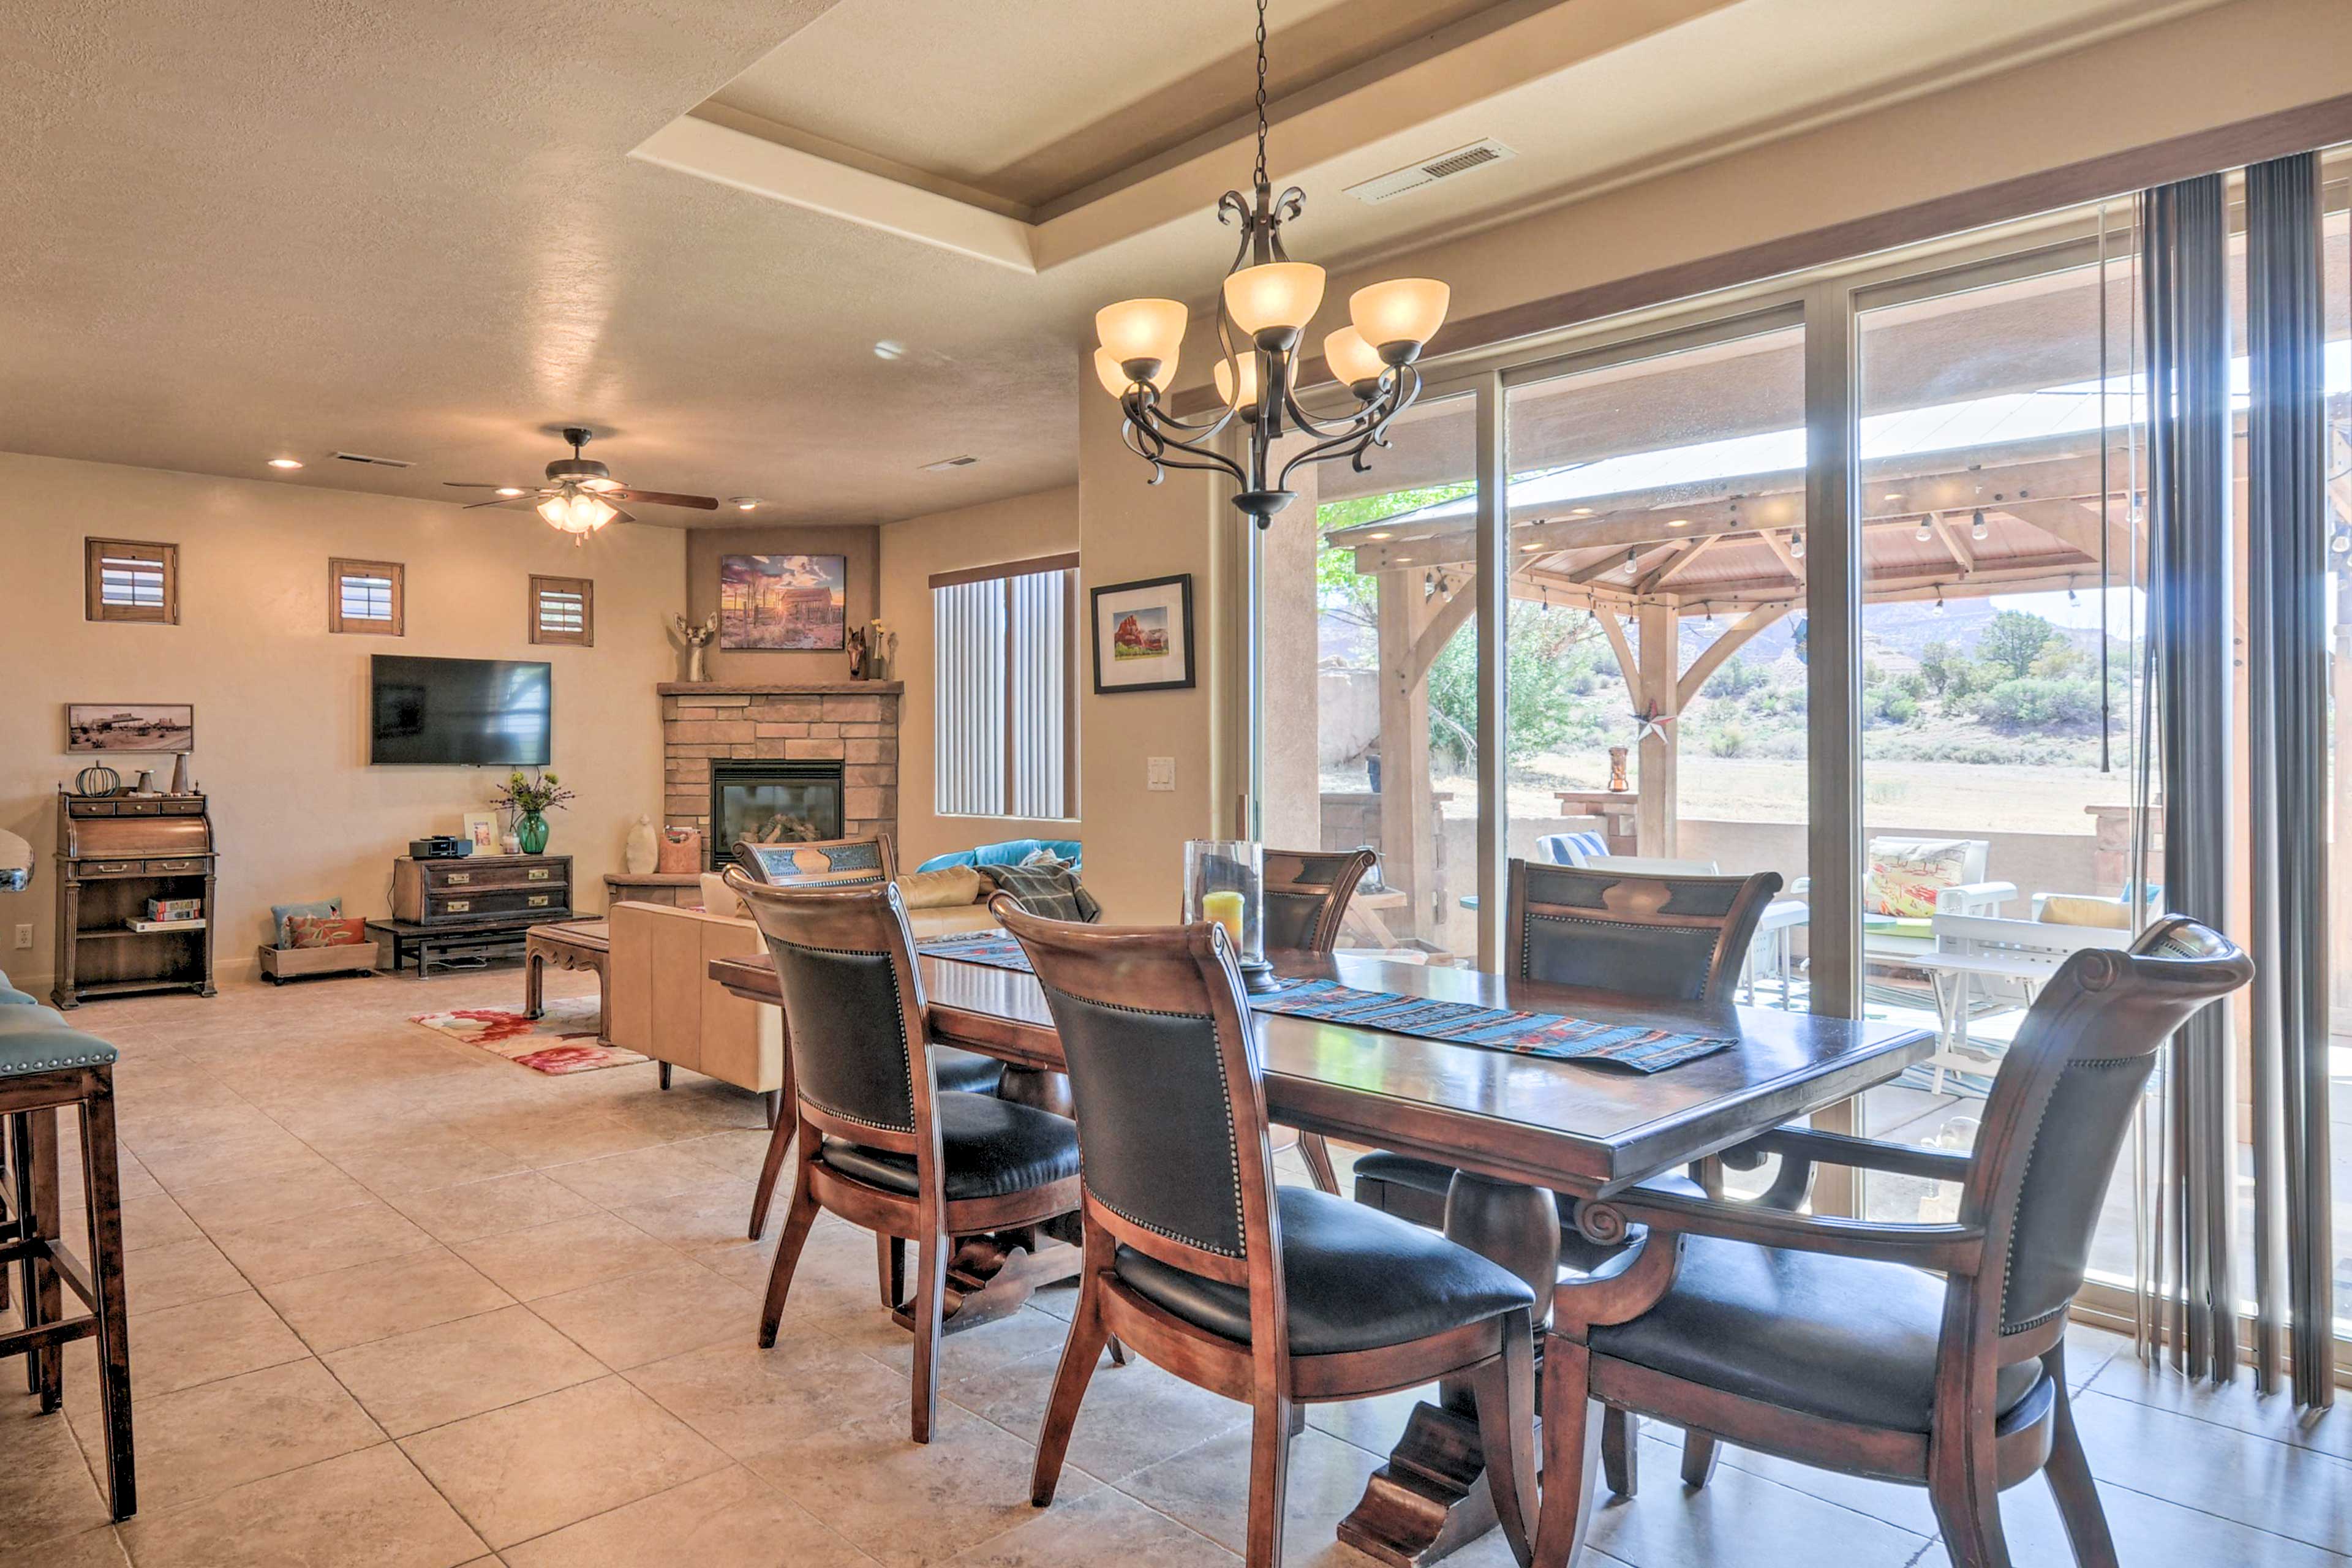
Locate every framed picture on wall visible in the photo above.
<box><xmin>66</xmin><ymin>703</ymin><xmax>194</xmax><ymax>753</ymax></box>
<box><xmin>718</xmin><ymin>554</ymin><xmax>848</xmax><ymax>650</ymax></box>
<box><xmin>1090</xmin><ymin>574</ymin><xmax>1194</xmax><ymax>694</ymax></box>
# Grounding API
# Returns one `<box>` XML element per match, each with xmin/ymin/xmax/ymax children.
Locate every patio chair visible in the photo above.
<box><xmin>1795</xmin><ymin>836</ymin><xmax>2015</xmax><ymax>962</ymax></box>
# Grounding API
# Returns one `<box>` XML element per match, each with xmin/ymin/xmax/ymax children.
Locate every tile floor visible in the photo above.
<box><xmin>5</xmin><ymin>964</ymin><xmax>2348</xmax><ymax>1566</ymax></box>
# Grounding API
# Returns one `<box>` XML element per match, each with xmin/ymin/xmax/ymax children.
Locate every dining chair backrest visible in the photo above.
<box><xmin>994</xmin><ymin>899</ymin><xmax>1278</xmax><ymax>1297</ymax></box>
<box><xmin>1260</xmin><ymin>848</ymin><xmax>1376</xmax><ymax>954</ymax></box>
<box><xmin>1964</xmin><ymin>915</ymin><xmax>2250</xmax><ymax>1339</ymax></box>
<box><xmin>731</xmin><ymin>833</ymin><xmax>897</xmax><ymax>889</ymax></box>
<box><xmin>726</xmin><ymin>870</ymin><xmax>930</xmax><ymax>1142</ymax></box>
<box><xmin>1507</xmin><ymin>859</ymin><xmax>1781</xmax><ymax>1006</ymax></box>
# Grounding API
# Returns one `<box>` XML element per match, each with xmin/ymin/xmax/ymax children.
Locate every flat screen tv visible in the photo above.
<box><xmin>369</xmin><ymin>655</ymin><xmax>551</xmax><ymax>766</ymax></box>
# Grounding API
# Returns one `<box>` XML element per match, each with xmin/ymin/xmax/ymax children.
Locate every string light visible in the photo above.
<box><xmin>1971</xmin><ymin>507</ymin><xmax>1989</xmax><ymax>541</ymax></box>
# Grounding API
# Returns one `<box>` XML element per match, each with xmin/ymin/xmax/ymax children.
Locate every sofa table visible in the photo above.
<box><xmin>523</xmin><ymin>919</ymin><xmax>611</xmax><ymax>1042</ymax></box>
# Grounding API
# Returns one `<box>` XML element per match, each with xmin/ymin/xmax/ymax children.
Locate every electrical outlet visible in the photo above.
<box><xmin>12</xmin><ymin>924</ymin><xmax>31</xmax><ymax>950</ymax></box>
<box><xmin>1146</xmin><ymin>756</ymin><xmax>1175</xmax><ymax>792</ymax></box>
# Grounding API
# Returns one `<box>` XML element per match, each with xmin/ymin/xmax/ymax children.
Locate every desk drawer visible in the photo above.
<box><xmin>77</xmin><ymin>860</ymin><xmax>142</xmax><ymax>876</ymax></box>
<box><xmin>424</xmin><ymin>861</ymin><xmax>568</xmax><ymax>892</ymax></box>
<box><xmin>146</xmin><ymin>858</ymin><xmax>210</xmax><ymax>875</ymax></box>
<box><xmin>423</xmin><ymin>888</ymin><xmax>570</xmax><ymax>922</ymax></box>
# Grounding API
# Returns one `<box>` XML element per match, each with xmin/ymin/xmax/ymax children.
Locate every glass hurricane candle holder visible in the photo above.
<box><xmin>1183</xmin><ymin>839</ymin><xmax>1275</xmax><ymax>989</ymax></box>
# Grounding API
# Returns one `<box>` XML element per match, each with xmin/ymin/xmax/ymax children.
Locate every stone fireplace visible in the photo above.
<box><xmin>658</xmin><ymin>682</ymin><xmax>900</xmax><ymax>862</ymax></box>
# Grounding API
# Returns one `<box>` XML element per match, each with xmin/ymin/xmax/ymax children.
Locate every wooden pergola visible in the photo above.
<box><xmin>1321</xmin><ymin>425</ymin><xmax>2144</xmax><ymax>916</ymax></box>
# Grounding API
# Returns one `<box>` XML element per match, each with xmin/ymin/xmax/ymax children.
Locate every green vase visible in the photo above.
<box><xmin>516</xmin><ymin>812</ymin><xmax>549</xmax><ymax>855</ymax></box>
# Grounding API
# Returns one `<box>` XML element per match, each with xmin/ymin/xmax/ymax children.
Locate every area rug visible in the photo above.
<box><xmin>408</xmin><ymin>996</ymin><xmax>647</xmax><ymax>1075</ymax></box>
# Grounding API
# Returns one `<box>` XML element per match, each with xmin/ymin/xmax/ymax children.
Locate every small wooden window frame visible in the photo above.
<box><xmin>328</xmin><ymin>558</ymin><xmax>405</xmax><ymax>635</ymax></box>
<box><xmin>85</xmin><ymin>538</ymin><xmax>179</xmax><ymax>624</ymax></box>
<box><xmin>529</xmin><ymin>575</ymin><xmax>595</xmax><ymax>647</ymax></box>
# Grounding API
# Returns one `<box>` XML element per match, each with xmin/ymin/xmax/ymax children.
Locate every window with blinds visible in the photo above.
<box><xmin>328</xmin><ymin>559</ymin><xmax>404</xmax><ymax>635</ymax></box>
<box><xmin>84</xmin><ymin>538</ymin><xmax>179</xmax><ymax>624</ymax></box>
<box><xmin>529</xmin><ymin>575</ymin><xmax>594</xmax><ymax>646</ymax></box>
<box><xmin>932</xmin><ymin>554</ymin><xmax>1077</xmax><ymax>820</ymax></box>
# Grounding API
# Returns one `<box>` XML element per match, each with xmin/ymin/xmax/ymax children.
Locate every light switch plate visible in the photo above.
<box><xmin>1146</xmin><ymin>756</ymin><xmax>1176</xmax><ymax>791</ymax></box>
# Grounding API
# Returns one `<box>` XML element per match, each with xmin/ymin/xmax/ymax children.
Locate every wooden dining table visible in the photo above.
<box><xmin>710</xmin><ymin>945</ymin><xmax>1932</xmax><ymax>1567</ymax></box>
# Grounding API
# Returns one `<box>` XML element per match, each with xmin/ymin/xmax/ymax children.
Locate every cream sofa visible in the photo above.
<box><xmin>604</xmin><ymin>872</ymin><xmax>999</xmax><ymax>1120</ymax></box>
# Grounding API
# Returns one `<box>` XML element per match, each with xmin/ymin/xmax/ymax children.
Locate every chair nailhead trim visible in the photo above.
<box><xmin>767</xmin><ymin>936</ymin><xmax>917</xmax><ymax>1135</ymax></box>
<box><xmin>4</xmin><ymin>1050</ymin><xmax>116</xmax><ymax>1073</ymax></box>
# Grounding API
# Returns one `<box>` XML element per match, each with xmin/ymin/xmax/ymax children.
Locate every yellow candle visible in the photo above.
<box><xmin>1201</xmin><ymin>890</ymin><xmax>1246</xmax><ymax>945</ymax></box>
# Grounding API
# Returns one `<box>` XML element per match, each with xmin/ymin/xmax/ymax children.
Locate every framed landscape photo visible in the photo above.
<box><xmin>66</xmin><ymin>703</ymin><xmax>194</xmax><ymax>753</ymax></box>
<box><xmin>718</xmin><ymin>554</ymin><xmax>848</xmax><ymax>650</ymax></box>
<box><xmin>1090</xmin><ymin>574</ymin><xmax>1194</xmax><ymax>694</ymax></box>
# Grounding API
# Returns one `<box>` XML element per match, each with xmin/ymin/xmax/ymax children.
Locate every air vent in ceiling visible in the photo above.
<box><xmin>920</xmin><ymin>456</ymin><xmax>979</xmax><ymax>471</ymax></box>
<box><xmin>1344</xmin><ymin>139</ymin><xmax>1517</xmax><ymax>206</ymax></box>
<box><xmin>332</xmin><ymin>451</ymin><xmax>415</xmax><ymax>470</ymax></box>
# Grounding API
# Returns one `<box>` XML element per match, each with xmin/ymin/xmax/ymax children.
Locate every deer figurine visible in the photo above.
<box><xmin>670</xmin><ymin>612</ymin><xmax>719</xmax><ymax>684</ymax></box>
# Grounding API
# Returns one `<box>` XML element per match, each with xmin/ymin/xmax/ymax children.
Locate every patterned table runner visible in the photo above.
<box><xmin>915</xmin><ymin>933</ymin><xmax>1735</xmax><ymax>1073</ymax></box>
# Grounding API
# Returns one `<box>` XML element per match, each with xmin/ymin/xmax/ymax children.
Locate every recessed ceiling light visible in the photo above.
<box><xmin>1365</xmin><ymin>531</ymin><xmax>1392</xmax><ymax>540</ymax></box>
<box><xmin>1395</xmin><ymin>556</ymin><xmax>1415</xmax><ymax>564</ymax></box>
<box><xmin>1570</xmin><ymin>507</ymin><xmax>1594</xmax><ymax>516</ymax></box>
<box><xmin>874</xmin><ymin>341</ymin><xmax>907</xmax><ymax>361</ymax></box>
<box><xmin>729</xmin><ymin>496</ymin><xmax>761</xmax><ymax>511</ymax></box>
<box><xmin>1520</xmin><ymin>542</ymin><xmax>1544</xmax><ymax>552</ymax></box>
<box><xmin>267</xmin><ymin>457</ymin><xmax>303</xmax><ymax>469</ymax></box>
<box><xmin>1667</xmin><ymin>518</ymin><xmax>1691</xmax><ymax>528</ymax></box>
<box><xmin>496</xmin><ymin>486</ymin><xmax>526</xmax><ymax>497</ymax></box>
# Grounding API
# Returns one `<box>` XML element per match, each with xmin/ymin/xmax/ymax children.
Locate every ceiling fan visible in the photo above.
<box><xmin>443</xmin><ymin>428</ymin><xmax>720</xmax><ymax>537</ymax></box>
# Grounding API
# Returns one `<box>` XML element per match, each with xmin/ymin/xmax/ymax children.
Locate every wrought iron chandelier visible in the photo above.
<box><xmin>1092</xmin><ymin>0</ymin><xmax>1450</xmax><ymax>529</ymax></box>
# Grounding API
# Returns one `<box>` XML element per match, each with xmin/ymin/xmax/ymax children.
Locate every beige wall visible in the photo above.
<box><xmin>1075</xmin><ymin>364</ymin><xmax>1237</xmax><ymax>922</ymax></box>
<box><xmin>0</xmin><ymin>452</ymin><xmax>683</xmax><ymax>993</ymax></box>
<box><xmin>878</xmin><ymin>484</ymin><xmax>1081</xmax><ymax>870</ymax></box>
<box><xmin>685</xmin><ymin>524</ymin><xmax>880</xmax><ymax>685</ymax></box>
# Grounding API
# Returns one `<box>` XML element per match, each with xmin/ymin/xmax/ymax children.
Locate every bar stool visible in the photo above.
<box><xmin>0</xmin><ymin>1006</ymin><xmax>134</xmax><ymax>1520</ymax></box>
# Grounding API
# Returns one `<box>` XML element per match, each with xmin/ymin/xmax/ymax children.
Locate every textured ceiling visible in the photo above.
<box><xmin>0</xmin><ymin>0</ymin><xmax>2226</xmax><ymax>531</ymax></box>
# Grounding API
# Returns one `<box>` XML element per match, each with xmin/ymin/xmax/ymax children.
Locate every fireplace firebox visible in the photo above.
<box><xmin>709</xmin><ymin>760</ymin><xmax>845</xmax><ymax>868</ymax></box>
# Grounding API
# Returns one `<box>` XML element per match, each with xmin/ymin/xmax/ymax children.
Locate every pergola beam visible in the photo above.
<box><xmin>1640</xmin><ymin>534</ymin><xmax>1721</xmax><ymax>594</ymax></box>
<box><xmin>1677</xmin><ymin>603</ymin><xmax>1795</xmax><ymax>710</ymax></box>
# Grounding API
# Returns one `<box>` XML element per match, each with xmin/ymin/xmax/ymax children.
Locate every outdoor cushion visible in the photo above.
<box><xmin>1863</xmin><ymin>839</ymin><xmax>1976</xmax><ymax>918</ymax></box>
<box><xmin>2040</xmin><ymin>894</ymin><xmax>2130</xmax><ymax>930</ymax></box>
<box><xmin>0</xmin><ymin>1006</ymin><xmax>119</xmax><ymax>1077</ymax></box>
<box><xmin>1537</xmin><ymin>831</ymin><xmax>1611</xmax><ymax>867</ymax></box>
<box><xmin>818</xmin><ymin>1090</ymin><xmax>1077</xmax><ymax>1200</ymax></box>
<box><xmin>1589</xmin><ymin>1234</ymin><xmax>2042</xmax><ymax>1432</ymax></box>
<box><xmin>1113</xmin><ymin>1185</ymin><xmax>1534</xmax><ymax>1355</ymax></box>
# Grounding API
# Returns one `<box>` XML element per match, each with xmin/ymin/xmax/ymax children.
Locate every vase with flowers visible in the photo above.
<box><xmin>495</xmin><ymin>770</ymin><xmax>576</xmax><ymax>856</ymax></box>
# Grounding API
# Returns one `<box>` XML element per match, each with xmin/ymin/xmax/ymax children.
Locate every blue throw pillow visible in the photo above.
<box><xmin>271</xmin><ymin>899</ymin><xmax>341</xmax><ymax>948</ymax></box>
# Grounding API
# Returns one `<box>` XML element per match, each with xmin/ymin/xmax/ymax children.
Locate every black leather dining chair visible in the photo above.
<box><xmin>727</xmin><ymin>870</ymin><xmax>1083</xmax><ymax>1444</ymax></box>
<box><xmin>998</xmin><ymin>897</ymin><xmax>1541</xmax><ymax>1568</ymax></box>
<box><xmin>740</xmin><ymin>834</ymin><xmax>1006</xmax><ymax>1252</ymax></box>
<box><xmin>1533</xmin><ymin>916</ymin><xmax>2253</xmax><ymax>1568</ymax></box>
<box><xmin>1352</xmin><ymin>861</ymin><xmax>1781</xmax><ymax>1228</ymax></box>
<box><xmin>1259</xmin><ymin>847</ymin><xmax>1376</xmax><ymax>1196</ymax></box>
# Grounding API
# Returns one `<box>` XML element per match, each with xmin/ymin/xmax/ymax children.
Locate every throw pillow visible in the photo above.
<box><xmin>979</xmin><ymin>862</ymin><xmax>1101</xmax><ymax>924</ymax></box>
<box><xmin>899</xmin><ymin>865</ymin><xmax>985</xmax><ymax>910</ymax></box>
<box><xmin>1862</xmin><ymin>841</ymin><xmax>1973</xmax><ymax>918</ymax></box>
<box><xmin>286</xmin><ymin>914</ymin><xmax>367</xmax><ymax>948</ymax></box>
<box><xmin>271</xmin><ymin>898</ymin><xmax>341</xmax><ymax>947</ymax></box>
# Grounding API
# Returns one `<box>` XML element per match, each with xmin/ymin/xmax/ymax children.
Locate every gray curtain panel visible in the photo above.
<box><xmin>2139</xmin><ymin>172</ymin><xmax>2237</xmax><ymax>1384</ymax></box>
<box><xmin>2244</xmin><ymin>149</ymin><xmax>2336</xmax><ymax>1409</ymax></box>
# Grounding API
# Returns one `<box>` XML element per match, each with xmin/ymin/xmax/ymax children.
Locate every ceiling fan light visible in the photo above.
<box><xmin>539</xmin><ymin>492</ymin><xmax>614</xmax><ymax>535</ymax></box>
<box><xmin>1349</xmin><ymin>278</ymin><xmax>1449</xmax><ymax>361</ymax></box>
<box><xmin>496</xmin><ymin>486</ymin><xmax>526</xmax><ymax>497</ymax></box>
<box><xmin>1095</xmin><ymin>298</ymin><xmax>1187</xmax><ymax>384</ymax></box>
<box><xmin>1223</xmin><ymin>262</ymin><xmax>1325</xmax><ymax>349</ymax></box>
<box><xmin>1323</xmin><ymin>327</ymin><xmax>1387</xmax><ymax>394</ymax></box>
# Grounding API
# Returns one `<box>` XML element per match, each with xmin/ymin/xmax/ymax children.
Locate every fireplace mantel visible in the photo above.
<box><xmin>659</xmin><ymin>681</ymin><xmax>902</xmax><ymax>697</ymax></box>
<box><xmin>659</xmin><ymin>683</ymin><xmax>899</xmax><ymax>857</ymax></box>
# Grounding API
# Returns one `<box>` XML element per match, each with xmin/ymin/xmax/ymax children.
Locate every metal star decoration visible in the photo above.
<box><xmin>1631</xmin><ymin>700</ymin><xmax>1673</xmax><ymax>745</ymax></box>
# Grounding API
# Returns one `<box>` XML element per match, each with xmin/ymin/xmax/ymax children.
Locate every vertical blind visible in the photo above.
<box><xmin>932</xmin><ymin>555</ymin><xmax>1077</xmax><ymax>819</ymax></box>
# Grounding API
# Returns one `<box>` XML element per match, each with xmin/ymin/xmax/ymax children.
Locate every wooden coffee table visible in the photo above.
<box><xmin>523</xmin><ymin>919</ymin><xmax>611</xmax><ymax>1042</ymax></box>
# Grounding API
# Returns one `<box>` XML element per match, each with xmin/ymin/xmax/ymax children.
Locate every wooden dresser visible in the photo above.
<box><xmin>391</xmin><ymin>854</ymin><xmax>572</xmax><ymax>924</ymax></box>
<box><xmin>53</xmin><ymin>792</ymin><xmax>217</xmax><ymax>1009</ymax></box>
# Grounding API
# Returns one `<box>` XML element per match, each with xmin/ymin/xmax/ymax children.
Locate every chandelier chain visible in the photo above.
<box><xmin>1253</xmin><ymin>0</ymin><xmax>1269</xmax><ymax>187</ymax></box>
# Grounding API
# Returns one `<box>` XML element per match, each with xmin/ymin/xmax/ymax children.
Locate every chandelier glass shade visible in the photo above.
<box><xmin>1091</xmin><ymin>0</ymin><xmax>1449</xmax><ymax>529</ymax></box>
